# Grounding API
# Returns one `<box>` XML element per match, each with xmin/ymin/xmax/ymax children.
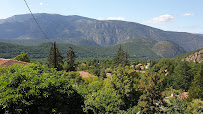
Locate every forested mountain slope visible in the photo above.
<box><xmin>0</xmin><ymin>38</ymin><xmax>188</xmax><ymax>59</ymax></box>
<box><xmin>0</xmin><ymin>13</ymin><xmax>203</xmax><ymax>51</ymax></box>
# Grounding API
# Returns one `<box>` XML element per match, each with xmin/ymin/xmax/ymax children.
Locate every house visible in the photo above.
<box><xmin>0</xmin><ymin>59</ymin><xmax>29</xmax><ymax>67</ymax></box>
<box><xmin>145</xmin><ymin>63</ymin><xmax>150</xmax><ymax>69</ymax></box>
<box><xmin>140</xmin><ymin>66</ymin><xmax>145</xmax><ymax>70</ymax></box>
<box><xmin>164</xmin><ymin>92</ymin><xmax>189</xmax><ymax>100</ymax></box>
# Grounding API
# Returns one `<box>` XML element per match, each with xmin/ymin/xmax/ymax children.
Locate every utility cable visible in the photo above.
<box><xmin>23</xmin><ymin>0</ymin><xmax>53</xmax><ymax>44</ymax></box>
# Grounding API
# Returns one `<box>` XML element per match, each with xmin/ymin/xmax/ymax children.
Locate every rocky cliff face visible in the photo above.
<box><xmin>183</xmin><ymin>49</ymin><xmax>203</xmax><ymax>63</ymax></box>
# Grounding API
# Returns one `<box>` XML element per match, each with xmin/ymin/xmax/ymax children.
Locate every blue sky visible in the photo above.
<box><xmin>0</xmin><ymin>0</ymin><xmax>203</xmax><ymax>33</ymax></box>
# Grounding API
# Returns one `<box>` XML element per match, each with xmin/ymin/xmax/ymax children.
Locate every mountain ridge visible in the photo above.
<box><xmin>0</xmin><ymin>13</ymin><xmax>203</xmax><ymax>51</ymax></box>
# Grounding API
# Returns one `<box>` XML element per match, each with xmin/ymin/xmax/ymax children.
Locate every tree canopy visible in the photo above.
<box><xmin>47</xmin><ymin>46</ymin><xmax>63</xmax><ymax>71</ymax></box>
<box><xmin>66</xmin><ymin>47</ymin><xmax>76</xmax><ymax>71</ymax></box>
<box><xmin>13</xmin><ymin>52</ymin><xmax>31</xmax><ymax>63</ymax></box>
<box><xmin>0</xmin><ymin>64</ymin><xmax>84</xmax><ymax>113</ymax></box>
<box><xmin>113</xmin><ymin>45</ymin><xmax>129</xmax><ymax>67</ymax></box>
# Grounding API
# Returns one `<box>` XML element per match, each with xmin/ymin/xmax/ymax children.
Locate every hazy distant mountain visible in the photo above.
<box><xmin>0</xmin><ymin>13</ymin><xmax>203</xmax><ymax>51</ymax></box>
<box><xmin>196</xmin><ymin>34</ymin><xmax>203</xmax><ymax>37</ymax></box>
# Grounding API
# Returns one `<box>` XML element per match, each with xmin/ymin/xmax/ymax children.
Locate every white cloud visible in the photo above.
<box><xmin>98</xmin><ymin>17</ymin><xmax>125</xmax><ymax>21</ymax></box>
<box><xmin>182</xmin><ymin>13</ymin><xmax>193</xmax><ymax>16</ymax></box>
<box><xmin>107</xmin><ymin>17</ymin><xmax>125</xmax><ymax>20</ymax></box>
<box><xmin>146</xmin><ymin>14</ymin><xmax>174</xmax><ymax>24</ymax></box>
<box><xmin>40</xmin><ymin>2</ymin><xmax>43</xmax><ymax>6</ymax></box>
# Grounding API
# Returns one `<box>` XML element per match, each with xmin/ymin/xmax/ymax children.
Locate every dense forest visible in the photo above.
<box><xmin>0</xmin><ymin>38</ymin><xmax>187</xmax><ymax>60</ymax></box>
<box><xmin>0</xmin><ymin>45</ymin><xmax>202</xmax><ymax>113</ymax></box>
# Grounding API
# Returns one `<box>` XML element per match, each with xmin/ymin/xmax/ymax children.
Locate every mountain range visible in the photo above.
<box><xmin>0</xmin><ymin>13</ymin><xmax>203</xmax><ymax>53</ymax></box>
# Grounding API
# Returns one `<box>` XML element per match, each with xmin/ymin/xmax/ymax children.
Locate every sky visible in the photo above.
<box><xmin>0</xmin><ymin>0</ymin><xmax>203</xmax><ymax>34</ymax></box>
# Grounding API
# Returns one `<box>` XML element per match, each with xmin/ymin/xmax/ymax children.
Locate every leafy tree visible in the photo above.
<box><xmin>99</xmin><ymin>69</ymin><xmax>107</xmax><ymax>79</ymax></box>
<box><xmin>66</xmin><ymin>47</ymin><xmax>76</xmax><ymax>71</ymax></box>
<box><xmin>47</xmin><ymin>46</ymin><xmax>63</xmax><ymax>71</ymax></box>
<box><xmin>136</xmin><ymin>73</ymin><xmax>167</xmax><ymax>113</ymax></box>
<box><xmin>84</xmin><ymin>81</ymin><xmax>122</xmax><ymax>113</ymax></box>
<box><xmin>166</xmin><ymin>96</ymin><xmax>188</xmax><ymax>113</ymax></box>
<box><xmin>172</xmin><ymin>62</ymin><xmax>194</xmax><ymax>91</ymax></box>
<box><xmin>188</xmin><ymin>63</ymin><xmax>203</xmax><ymax>101</ymax></box>
<box><xmin>111</xmin><ymin>66</ymin><xmax>141</xmax><ymax>110</ymax></box>
<box><xmin>0</xmin><ymin>64</ymin><xmax>84</xmax><ymax>113</ymax></box>
<box><xmin>113</xmin><ymin>45</ymin><xmax>129</xmax><ymax>67</ymax></box>
<box><xmin>186</xmin><ymin>99</ymin><xmax>203</xmax><ymax>114</ymax></box>
<box><xmin>13</xmin><ymin>52</ymin><xmax>31</xmax><ymax>62</ymax></box>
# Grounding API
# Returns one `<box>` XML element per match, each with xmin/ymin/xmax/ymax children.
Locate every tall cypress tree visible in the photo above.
<box><xmin>66</xmin><ymin>47</ymin><xmax>76</xmax><ymax>71</ymax></box>
<box><xmin>113</xmin><ymin>45</ymin><xmax>129</xmax><ymax>67</ymax></box>
<box><xmin>47</xmin><ymin>46</ymin><xmax>63</xmax><ymax>71</ymax></box>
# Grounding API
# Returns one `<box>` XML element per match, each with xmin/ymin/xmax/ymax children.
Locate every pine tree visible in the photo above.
<box><xmin>66</xmin><ymin>47</ymin><xmax>76</xmax><ymax>71</ymax></box>
<box><xmin>113</xmin><ymin>45</ymin><xmax>129</xmax><ymax>67</ymax></box>
<box><xmin>47</xmin><ymin>46</ymin><xmax>63</xmax><ymax>71</ymax></box>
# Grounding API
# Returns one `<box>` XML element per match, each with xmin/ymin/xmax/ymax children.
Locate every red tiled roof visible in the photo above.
<box><xmin>0</xmin><ymin>59</ymin><xmax>29</xmax><ymax>67</ymax></box>
<box><xmin>179</xmin><ymin>92</ymin><xmax>189</xmax><ymax>98</ymax></box>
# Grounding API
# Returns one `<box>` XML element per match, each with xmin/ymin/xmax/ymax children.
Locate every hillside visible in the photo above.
<box><xmin>0</xmin><ymin>13</ymin><xmax>203</xmax><ymax>51</ymax></box>
<box><xmin>174</xmin><ymin>48</ymin><xmax>203</xmax><ymax>62</ymax></box>
<box><xmin>181</xmin><ymin>49</ymin><xmax>203</xmax><ymax>63</ymax></box>
<box><xmin>152</xmin><ymin>41</ymin><xmax>186</xmax><ymax>58</ymax></box>
<box><xmin>0</xmin><ymin>39</ymin><xmax>162</xmax><ymax>59</ymax></box>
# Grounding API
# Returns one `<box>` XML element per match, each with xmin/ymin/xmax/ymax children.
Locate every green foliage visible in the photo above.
<box><xmin>47</xmin><ymin>46</ymin><xmax>63</xmax><ymax>71</ymax></box>
<box><xmin>113</xmin><ymin>45</ymin><xmax>129</xmax><ymax>67</ymax></box>
<box><xmin>171</xmin><ymin>62</ymin><xmax>194</xmax><ymax>91</ymax></box>
<box><xmin>166</xmin><ymin>96</ymin><xmax>188</xmax><ymax>113</ymax></box>
<box><xmin>99</xmin><ymin>70</ymin><xmax>107</xmax><ymax>79</ymax></box>
<box><xmin>66</xmin><ymin>47</ymin><xmax>76</xmax><ymax>71</ymax></box>
<box><xmin>188</xmin><ymin>63</ymin><xmax>203</xmax><ymax>101</ymax></box>
<box><xmin>152</xmin><ymin>59</ymin><xmax>197</xmax><ymax>91</ymax></box>
<box><xmin>161</xmin><ymin>87</ymin><xmax>182</xmax><ymax>98</ymax></box>
<box><xmin>186</xmin><ymin>99</ymin><xmax>203</xmax><ymax>114</ymax></box>
<box><xmin>0</xmin><ymin>64</ymin><xmax>84</xmax><ymax>113</ymax></box>
<box><xmin>152</xmin><ymin>41</ymin><xmax>186</xmax><ymax>58</ymax></box>
<box><xmin>136</xmin><ymin>73</ymin><xmax>167</xmax><ymax>113</ymax></box>
<box><xmin>0</xmin><ymin>39</ymin><xmax>162</xmax><ymax>60</ymax></box>
<box><xmin>13</xmin><ymin>52</ymin><xmax>31</xmax><ymax>63</ymax></box>
<box><xmin>84</xmin><ymin>80</ymin><xmax>122</xmax><ymax>113</ymax></box>
<box><xmin>111</xmin><ymin>66</ymin><xmax>141</xmax><ymax>110</ymax></box>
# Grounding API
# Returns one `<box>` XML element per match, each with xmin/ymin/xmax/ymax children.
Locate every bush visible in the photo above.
<box><xmin>0</xmin><ymin>64</ymin><xmax>84</xmax><ymax>113</ymax></box>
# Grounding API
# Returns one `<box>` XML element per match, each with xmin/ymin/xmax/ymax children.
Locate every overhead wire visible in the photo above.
<box><xmin>23</xmin><ymin>0</ymin><xmax>53</xmax><ymax>44</ymax></box>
